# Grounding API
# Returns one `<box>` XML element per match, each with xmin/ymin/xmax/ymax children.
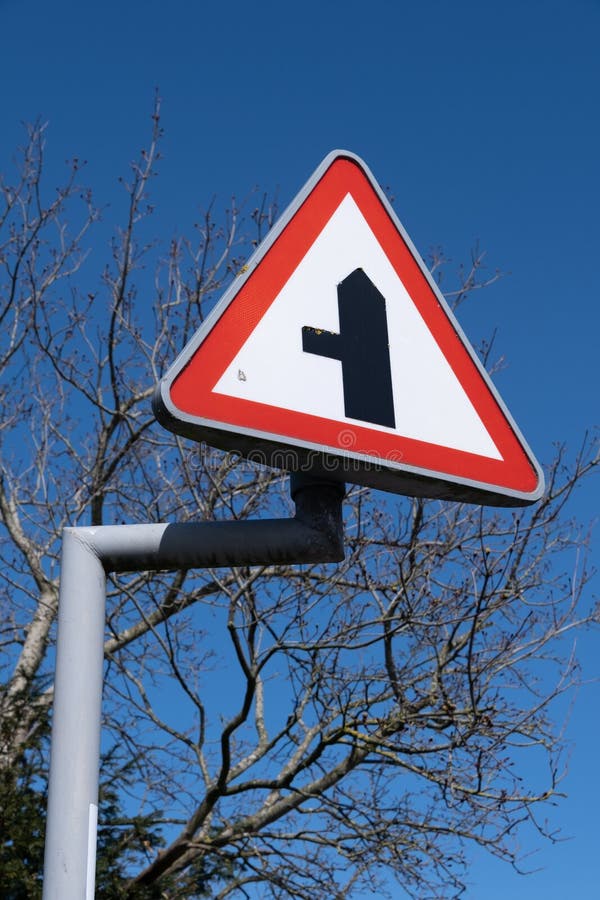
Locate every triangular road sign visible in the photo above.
<box><xmin>154</xmin><ymin>151</ymin><xmax>544</xmax><ymax>507</ymax></box>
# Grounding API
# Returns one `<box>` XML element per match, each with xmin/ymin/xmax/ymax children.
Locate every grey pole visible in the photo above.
<box><xmin>42</xmin><ymin>476</ymin><xmax>344</xmax><ymax>899</ymax></box>
<box><xmin>43</xmin><ymin>530</ymin><xmax>107</xmax><ymax>900</ymax></box>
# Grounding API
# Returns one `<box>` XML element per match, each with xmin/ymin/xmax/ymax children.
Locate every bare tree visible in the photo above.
<box><xmin>0</xmin><ymin>102</ymin><xmax>597</xmax><ymax>899</ymax></box>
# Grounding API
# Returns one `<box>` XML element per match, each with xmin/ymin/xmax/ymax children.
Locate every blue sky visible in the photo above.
<box><xmin>1</xmin><ymin>0</ymin><xmax>598</xmax><ymax>896</ymax></box>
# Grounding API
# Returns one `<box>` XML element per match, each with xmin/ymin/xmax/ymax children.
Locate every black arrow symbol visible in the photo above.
<box><xmin>302</xmin><ymin>268</ymin><xmax>396</xmax><ymax>429</ymax></box>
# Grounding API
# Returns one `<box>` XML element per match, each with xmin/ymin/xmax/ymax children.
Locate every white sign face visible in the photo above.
<box><xmin>214</xmin><ymin>193</ymin><xmax>501</xmax><ymax>461</ymax></box>
<box><xmin>154</xmin><ymin>151</ymin><xmax>544</xmax><ymax>507</ymax></box>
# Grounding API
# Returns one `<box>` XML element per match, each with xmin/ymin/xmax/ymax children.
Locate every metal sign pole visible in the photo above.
<box><xmin>42</xmin><ymin>476</ymin><xmax>344</xmax><ymax>899</ymax></box>
<box><xmin>43</xmin><ymin>531</ymin><xmax>107</xmax><ymax>900</ymax></box>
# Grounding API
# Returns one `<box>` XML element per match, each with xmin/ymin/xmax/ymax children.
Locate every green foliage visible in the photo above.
<box><xmin>0</xmin><ymin>730</ymin><xmax>46</xmax><ymax>899</ymax></box>
<box><xmin>0</xmin><ymin>726</ymin><xmax>226</xmax><ymax>898</ymax></box>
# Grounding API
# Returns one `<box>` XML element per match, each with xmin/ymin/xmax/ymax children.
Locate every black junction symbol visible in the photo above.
<box><xmin>302</xmin><ymin>268</ymin><xmax>396</xmax><ymax>428</ymax></box>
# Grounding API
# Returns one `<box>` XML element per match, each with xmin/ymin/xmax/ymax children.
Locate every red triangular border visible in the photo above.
<box><xmin>158</xmin><ymin>153</ymin><xmax>543</xmax><ymax>503</ymax></box>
